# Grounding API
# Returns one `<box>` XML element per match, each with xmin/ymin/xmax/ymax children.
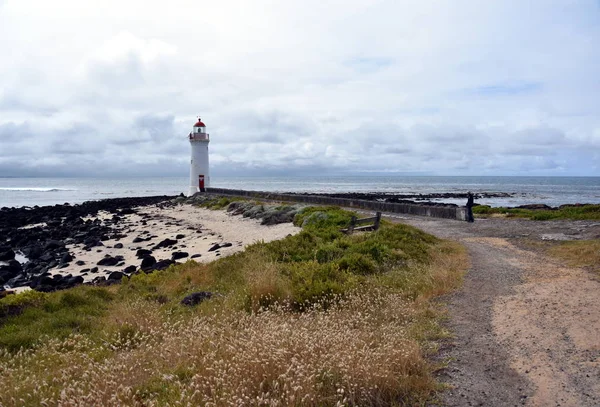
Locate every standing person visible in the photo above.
<box><xmin>466</xmin><ymin>191</ymin><xmax>475</xmax><ymax>222</ymax></box>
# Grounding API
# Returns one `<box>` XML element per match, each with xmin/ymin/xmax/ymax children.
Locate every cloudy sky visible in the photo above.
<box><xmin>0</xmin><ymin>0</ymin><xmax>599</xmax><ymax>177</ymax></box>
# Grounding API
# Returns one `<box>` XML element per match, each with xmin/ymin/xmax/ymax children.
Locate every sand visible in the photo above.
<box><xmin>33</xmin><ymin>204</ymin><xmax>300</xmax><ymax>287</ymax></box>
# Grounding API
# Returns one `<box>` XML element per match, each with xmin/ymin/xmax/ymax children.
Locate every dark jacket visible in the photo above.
<box><xmin>466</xmin><ymin>194</ymin><xmax>474</xmax><ymax>208</ymax></box>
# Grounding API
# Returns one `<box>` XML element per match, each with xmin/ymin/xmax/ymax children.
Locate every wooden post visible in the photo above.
<box><xmin>348</xmin><ymin>216</ymin><xmax>357</xmax><ymax>234</ymax></box>
<box><xmin>374</xmin><ymin>212</ymin><xmax>381</xmax><ymax>230</ymax></box>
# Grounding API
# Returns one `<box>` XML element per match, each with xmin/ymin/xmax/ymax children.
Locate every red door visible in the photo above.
<box><xmin>198</xmin><ymin>175</ymin><xmax>205</xmax><ymax>192</ymax></box>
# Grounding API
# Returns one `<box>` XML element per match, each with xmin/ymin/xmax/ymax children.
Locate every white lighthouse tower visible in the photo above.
<box><xmin>188</xmin><ymin>116</ymin><xmax>210</xmax><ymax>196</ymax></box>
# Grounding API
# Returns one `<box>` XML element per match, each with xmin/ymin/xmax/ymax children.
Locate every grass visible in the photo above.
<box><xmin>0</xmin><ymin>205</ymin><xmax>468</xmax><ymax>406</ymax></box>
<box><xmin>0</xmin><ymin>287</ymin><xmax>113</xmax><ymax>351</ymax></box>
<box><xmin>473</xmin><ymin>204</ymin><xmax>600</xmax><ymax>220</ymax></box>
<box><xmin>197</xmin><ymin>195</ymin><xmax>245</xmax><ymax>210</ymax></box>
<box><xmin>546</xmin><ymin>240</ymin><xmax>600</xmax><ymax>275</ymax></box>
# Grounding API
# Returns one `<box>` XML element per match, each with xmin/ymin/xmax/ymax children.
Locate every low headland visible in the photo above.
<box><xmin>0</xmin><ymin>193</ymin><xmax>467</xmax><ymax>406</ymax></box>
<box><xmin>1</xmin><ymin>192</ymin><xmax>599</xmax><ymax>405</ymax></box>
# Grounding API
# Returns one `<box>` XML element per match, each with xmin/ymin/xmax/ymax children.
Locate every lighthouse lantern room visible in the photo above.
<box><xmin>188</xmin><ymin>116</ymin><xmax>210</xmax><ymax>196</ymax></box>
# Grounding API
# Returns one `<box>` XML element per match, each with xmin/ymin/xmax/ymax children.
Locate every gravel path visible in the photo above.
<box><xmin>381</xmin><ymin>214</ymin><xmax>600</xmax><ymax>407</ymax></box>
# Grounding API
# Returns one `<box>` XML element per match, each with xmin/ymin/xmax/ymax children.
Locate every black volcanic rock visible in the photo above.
<box><xmin>0</xmin><ymin>249</ymin><xmax>15</xmax><ymax>261</ymax></box>
<box><xmin>181</xmin><ymin>291</ymin><xmax>213</xmax><ymax>306</ymax></box>
<box><xmin>140</xmin><ymin>256</ymin><xmax>157</xmax><ymax>269</ymax></box>
<box><xmin>171</xmin><ymin>251</ymin><xmax>189</xmax><ymax>260</ymax></box>
<box><xmin>136</xmin><ymin>249</ymin><xmax>153</xmax><ymax>258</ymax></box>
<box><xmin>142</xmin><ymin>259</ymin><xmax>175</xmax><ymax>273</ymax></box>
<box><xmin>44</xmin><ymin>240</ymin><xmax>65</xmax><ymax>251</ymax></box>
<box><xmin>515</xmin><ymin>204</ymin><xmax>554</xmax><ymax>210</ymax></box>
<box><xmin>153</xmin><ymin>238</ymin><xmax>177</xmax><ymax>250</ymax></box>
<box><xmin>61</xmin><ymin>253</ymin><xmax>73</xmax><ymax>263</ymax></box>
<box><xmin>97</xmin><ymin>256</ymin><xmax>120</xmax><ymax>266</ymax></box>
<box><xmin>107</xmin><ymin>271</ymin><xmax>124</xmax><ymax>281</ymax></box>
<box><xmin>123</xmin><ymin>265</ymin><xmax>137</xmax><ymax>274</ymax></box>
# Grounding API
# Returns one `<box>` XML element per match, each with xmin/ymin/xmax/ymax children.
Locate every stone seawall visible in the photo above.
<box><xmin>205</xmin><ymin>188</ymin><xmax>467</xmax><ymax>221</ymax></box>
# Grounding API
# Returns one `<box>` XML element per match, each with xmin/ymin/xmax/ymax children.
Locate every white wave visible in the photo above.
<box><xmin>0</xmin><ymin>187</ymin><xmax>76</xmax><ymax>192</ymax></box>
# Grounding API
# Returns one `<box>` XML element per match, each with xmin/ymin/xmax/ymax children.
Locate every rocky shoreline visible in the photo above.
<box><xmin>0</xmin><ymin>196</ymin><xmax>177</xmax><ymax>294</ymax></box>
<box><xmin>2</xmin><ymin>191</ymin><xmax>592</xmax><ymax>297</ymax></box>
<box><xmin>1</xmin><ymin>194</ymin><xmax>302</xmax><ymax>297</ymax></box>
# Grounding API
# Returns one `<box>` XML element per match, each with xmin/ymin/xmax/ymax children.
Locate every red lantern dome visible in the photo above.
<box><xmin>194</xmin><ymin>117</ymin><xmax>206</xmax><ymax>127</ymax></box>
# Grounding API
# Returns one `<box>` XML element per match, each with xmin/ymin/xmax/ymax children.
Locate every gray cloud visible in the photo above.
<box><xmin>0</xmin><ymin>0</ymin><xmax>599</xmax><ymax>177</ymax></box>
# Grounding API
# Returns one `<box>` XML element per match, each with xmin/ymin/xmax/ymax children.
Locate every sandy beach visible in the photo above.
<box><xmin>1</xmin><ymin>199</ymin><xmax>300</xmax><ymax>293</ymax></box>
<box><xmin>63</xmin><ymin>204</ymin><xmax>300</xmax><ymax>282</ymax></box>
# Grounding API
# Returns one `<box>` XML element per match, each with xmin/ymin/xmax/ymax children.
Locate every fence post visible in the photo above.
<box><xmin>348</xmin><ymin>216</ymin><xmax>357</xmax><ymax>234</ymax></box>
<box><xmin>374</xmin><ymin>212</ymin><xmax>381</xmax><ymax>230</ymax></box>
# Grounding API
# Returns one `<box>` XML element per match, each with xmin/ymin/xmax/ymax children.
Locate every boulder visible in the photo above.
<box><xmin>23</xmin><ymin>245</ymin><xmax>43</xmax><ymax>260</ymax></box>
<box><xmin>153</xmin><ymin>238</ymin><xmax>177</xmax><ymax>250</ymax></box>
<box><xmin>171</xmin><ymin>251</ymin><xmax>189</xmax><ymax>260</ymax></box>
<box><xmin>113</xmin><ymin>243</ymin><xmax>124</xmax><ymax>249</ymax></box>
<box><xmin>181</xmin><ymin>291</ymin><xmax>213</xmax><ymax>306</ymax></box>
<box><xmin>261</xmin><ymin>210</ymin><xmax>296</xmax><ymax>225</ymax></box>
<box><xmin>123</xmin><ymin>265</ymin><xmax>137</xmax><ymax>274</ymax></box>
<box><xmin>152</xmin><ymin>259</ymin><xmax>175</xmax><ymax>271</ymax></box>
<box><xmin>516</xmin><ymin>204</ymin><xmax>554</xmax><ymax>210</ymax></box>
<box><xmin>1</xmin><ymin>260</ymin><xmax>22</xmax><ymax>274</ymax></box>
<box><xmin>97</xmin><ymin>256</ymin><xmax>120</xmax><ymax>266</ymax></box>
<box><xmin>65</xmin><ymin>276</ymin><xmax>84</xmax><ymax>287</ymax></box>
<box><xmin>0</xmin><ymin>249</ymin><xmax>16</xmax><ymax>261</ymax></box>
<box><xmin>136</xmin><ymin>249</ymin><xmax>153</xmax><ymax>258</ymax></box>
<box><xmin>44</xmin><ymin>240</ymin><xmax>64</xmax><ymax>251</ymax></box>
<box><xmin>191</xmin><ymin>254</ymin><xmax>202</xmax><ymax>259</ymax></box>
<box><xmin>61</xmin><ymin>253</ymin><xmax>73</xmax><ymax>263</ymax></box>
<box><xmin>208</xmin><ymin>243</ymin><xmax>220</xmax><ymax>252</ymax></box>
<box><xmin>140</xmin><ymin>256</ymin><xmax>157</xmax><ymax>269</ymax></box>
<box><xmin>92</xmin><ymin>276</ymin><xmax>106</xmax><ymax>284</ymax></box>
<box><xmin>107</xmin><ymin>271</ymin><xmax>124</xmax><ymax>281</ymax></box>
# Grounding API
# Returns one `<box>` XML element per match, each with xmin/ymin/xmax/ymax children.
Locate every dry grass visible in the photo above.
<box><xmin>1</xmin><ymin>292</ymin><xmax>436</xmax><ymax>406</ymax></box>
<box><xmin>0</xmin><ymin>208</ymin><xmax>469</xmax><ymax>406</ymax></box>
<box><xmin>546</xmin><ymin>240</ymin><xmax>600</xmax><ymax>274</ymax></box>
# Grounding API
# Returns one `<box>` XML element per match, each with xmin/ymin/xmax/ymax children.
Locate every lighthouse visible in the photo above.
<box><xmin>188</xmin><ymin>116</ymin><xmax>210</xmax><ymax>196</ymax></box>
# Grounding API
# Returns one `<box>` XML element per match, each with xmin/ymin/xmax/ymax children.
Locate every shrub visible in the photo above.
<box><xmin>282</xmin><ymin>261</ymin><xmax>356</xmax><ymax>309</ymax></box>
<box><xmin>336</xmin><ymin>253</ymin><xmax>378</xmax><ymax>275</ymax></box>
<box><xmin>0</xmin><ymin>286</ymin><xmax>114</xmax><ymax>351</ymax></box>
<box><xmin>293</xmin><ymin>206</ymin><xmax>354</xmax><ymax>229</ymax></box>
<box><xmin>0</xmin><ymin>290</ymin><xmax>48</xmax><ymax>318</ymax></box>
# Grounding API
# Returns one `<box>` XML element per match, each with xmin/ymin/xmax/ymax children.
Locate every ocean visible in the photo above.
<box><xmin>0</xmin><ymin>176</ymin><xmax>599</xmax><ymax>209</ymax></box>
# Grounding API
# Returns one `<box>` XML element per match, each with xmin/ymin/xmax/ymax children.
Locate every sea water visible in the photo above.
<box><xmin>0</xmin><ymin>176</ymin><xmax>599</xmax><ymax>208</ymax></box>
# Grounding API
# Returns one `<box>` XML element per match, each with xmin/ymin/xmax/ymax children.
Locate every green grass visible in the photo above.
<box><xmin>0</xmin><ymin>206</ymin><xmax>444</xmax><ymax>350</ymax></box>
<box><xmin>0</xmin><ymin>204</ymin><xmax>469</xmax><ymax>406</ymax></box>
<box><xmin>0</xmin><ymin>287</ymin><xmax>114</xmax><ymax>351</ymax></box>
<box><xmin>473</xmin><ymin>204</ymin><xmax>600</xmax><ymax>220</ymax></box>
<box><xmin>197</xmin><ymin>196</ymin><xmax>245</xmax><ymax>210</ymax></box>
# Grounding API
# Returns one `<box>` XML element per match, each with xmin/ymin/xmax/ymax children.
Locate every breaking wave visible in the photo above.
<box><xmin>0</xmin><ymin>187</ymin><xmax>76</xmax><ymax>192</ymax></box>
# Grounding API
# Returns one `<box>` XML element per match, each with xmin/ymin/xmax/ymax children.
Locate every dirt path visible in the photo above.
<box><xmin>384</xmin><ymin>214</ymin><xmax>600</xmax><ymax>406</ymax></box>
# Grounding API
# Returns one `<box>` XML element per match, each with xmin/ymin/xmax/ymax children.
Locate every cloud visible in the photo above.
<box><xmin>460</xmin><ymin>82</ymin><xmax>543</xmax><ymax>96</ymax></box>
<box><xmin>0</xmin><ymin>0</ymin><xmax>599</xmax><ymax>177</ymax></box>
